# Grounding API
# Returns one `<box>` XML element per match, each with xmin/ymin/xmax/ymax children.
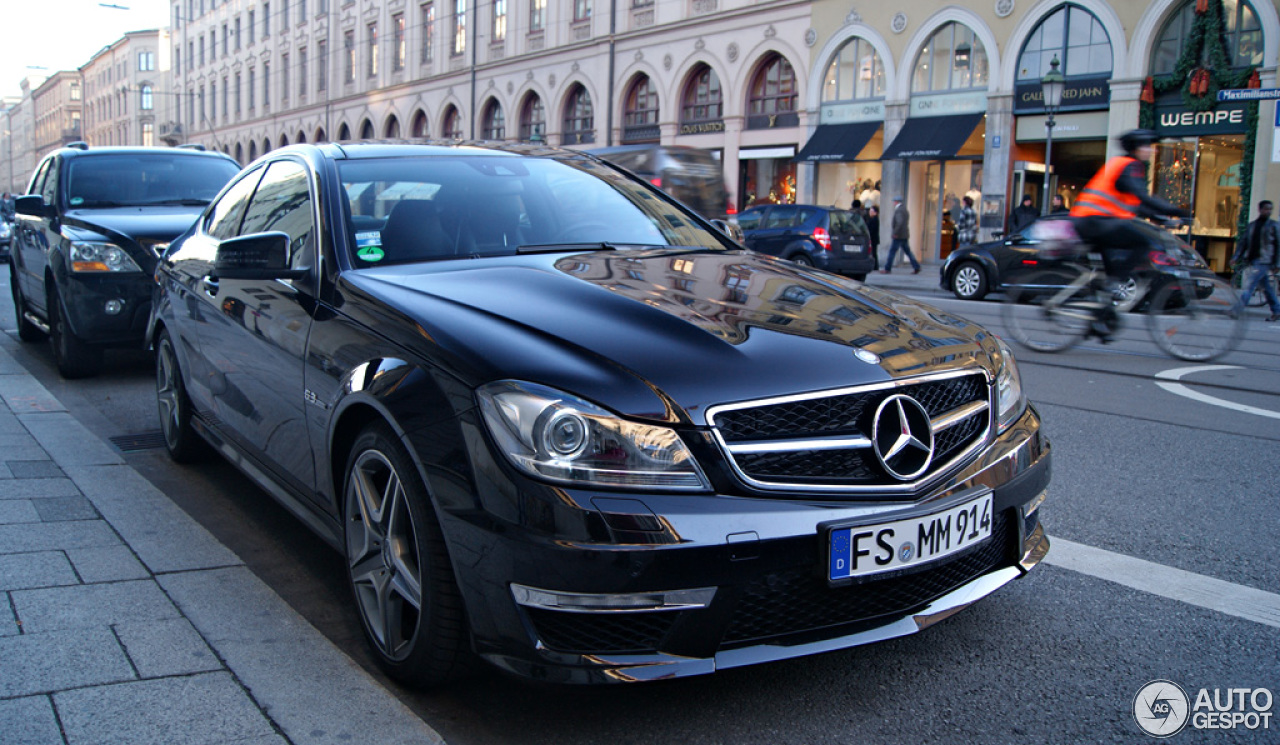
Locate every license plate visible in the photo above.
<box><xmin>828</xmin><ymin>494</ymin><xmax>993</xmax><ymax>581</ymax></box>
<box><xmin>842</xmin><ymin>245</ymin><xmax>861</xmax><ymax>253</ymax></box>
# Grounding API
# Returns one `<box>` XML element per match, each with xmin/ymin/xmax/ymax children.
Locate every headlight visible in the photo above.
<box><xmin>477</xmin><ymin>380</ymin><xmax>710</xmax><ymax>491</ymax></box>
<box><xmin>994</xmin><ymin>338</ymin><xmax>1028</xmax><ymax>433</ymax></box>
<box><xmin>69</xmin><ymin>241</ymin><xmax>143</xmax><ymax>273</ymax></box>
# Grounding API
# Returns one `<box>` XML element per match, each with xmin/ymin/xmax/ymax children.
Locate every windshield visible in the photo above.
<box><xmin>338</xmin><ymin>154</ymin><xmax>731</xmax><ymax>267</ymax></box>
<box><xmin>67</xmin><ymin>154</ymin><xmax>241</xmax><ymax>208</ymax></box>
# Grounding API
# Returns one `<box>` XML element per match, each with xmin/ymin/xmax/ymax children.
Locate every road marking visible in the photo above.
<box><xmin>1154</xmin><ymin>364</ymin><xmax>1280</xmax><ymax>420</ymax></box>
<box><xmin>1045</xmin><ymin>537</ymin><xmax>1280</xmax><ymax>629</ymax></box>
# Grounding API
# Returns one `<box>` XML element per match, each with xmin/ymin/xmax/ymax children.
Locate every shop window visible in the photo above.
<box><xmin>442</xmin><ymin>106</ymin><xmax>463</xmax><ymax>139</ymax></box>
<box><xmin>1153</xmin><ymin>0</ymin><xmax>1262</xmax><ymax>75</ymax></box>
<box><xmin>681</xmin><ymin>64</ymin><xmax>723</xmax><ymax>127</ymax></box>
<box><xmin>822</xmin><ymin>37</ymin><xmax>885</xmax><ymax>103</ymax></box>
<box><xmin>1151</xmin><ymin>135</ymin><xmax>1245</xmax><ymax>271</ymax></box>
<box><xmin>911</xmin><ymin>22</ymin><xmax>989</xmax><ymax>93</ymax></box>
<box><xmin>519</xmin><ymin>95</ymin><xmax>545</xmax><ymax>142</ymax></box>
<box><xmin>747</xmin><ymin>53</ymin><xmax>798</xmax><ymax>130</ymax></box>
<box><xmin>482</xmin><ymin>100</ymin><xmax>505</xmax><ymax>139</ymax></box>
<box><xmin>562</xmin><ymin>85</ymin><xmax>595</xmax><ymax>145</ymax></box>
<box><xmin>1017</xmin><ymin>4</ymin><xmax>1112</xmax><ymax>81</ymax></box>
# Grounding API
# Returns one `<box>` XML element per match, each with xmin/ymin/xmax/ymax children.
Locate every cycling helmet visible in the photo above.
<box><xmin>1119</xmin><ymin>129</ymin><xmax>1160</xmax><ymax>154</ymax></box>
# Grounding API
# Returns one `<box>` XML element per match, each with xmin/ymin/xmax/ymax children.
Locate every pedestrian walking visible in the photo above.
<box><xmin>866</xmin><ymin>205</ymin><xmax>881</xmax><ymax>270</ymax></box>
<box><xmin>882</xmin><ymin>196</ymin><xmax>920</xmax><ymax>274</ymax></box>
<box><xmin>957</xmin><ymin>195</ymin><xmax>978</xmax><ymax>246</ymax></box>
<box><xmin>1231</xmin><ymin>199</ymin><xmax>1280</xmax><ymax>322</ymax></box>
<box><xmin>1010</xmin><ymin>195</ymin><xmax>1039</xmax><ymax>234</ymax></box>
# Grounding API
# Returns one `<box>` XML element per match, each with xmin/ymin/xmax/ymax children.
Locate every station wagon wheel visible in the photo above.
<box><xmin>155</xmin><ymin>329</ymin><xmax>207</xmax><ymax>463</ymax></box>
<box><xmin>343</xmin><ymin>423</ymin><xmax>468</xmax><ymax>686</ymax></box>
<box><xmin>950</xmin><ymin>262</ymin><xmax>988</xmax><ymax>301</ymax></box>
<box><xmin>788</xmin><ymin>253</ymin><xmax>814</xmax><ymax>267</ymax></box>
<box><xmin>47</xmin><ymin>286</ymin><xmax>103</xmax><ymax>379</ymax></box>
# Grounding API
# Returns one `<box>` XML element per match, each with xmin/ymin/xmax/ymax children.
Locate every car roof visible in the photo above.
<box><xmin>296</xmin><ymin>140</ymin><xmax>599</xmax><ymax>162</ymax></box>
<box><xmin>53</xmin><ymin>145</ymin><xmax>238</xmax><ymax>162</ymax></box>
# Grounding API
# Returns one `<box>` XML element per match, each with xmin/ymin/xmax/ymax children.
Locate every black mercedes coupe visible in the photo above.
<box><xmin>150</xmin><ymin>142</ymin><xmax>1051</xmax><ymax>685</ymax></box>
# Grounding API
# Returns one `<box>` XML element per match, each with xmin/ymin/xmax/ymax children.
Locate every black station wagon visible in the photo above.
<box><xmin>151</xmin><ymin>142</ymin><xmax>1051</xmax><ymax>685</ymax></box>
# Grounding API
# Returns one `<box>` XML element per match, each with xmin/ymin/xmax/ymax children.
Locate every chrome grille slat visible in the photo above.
<box><xmin>706</xmin><ymin>370</ymin><xmax>993</xmax><ymax>494</ymax></box>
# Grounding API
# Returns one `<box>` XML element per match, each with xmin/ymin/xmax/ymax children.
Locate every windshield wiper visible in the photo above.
<box><xmin>517</xmin><ymin>242</ymin><xmax>620</xmax><ymax>254</ymax></box>
<box><xmin>72</xmin><ymin>199</ymin><xmax>131</xmax><ymax>208</ymax></box>
<box><xmin>136</xmin><ymin>198</ymin><xmax>212</xmax><ymax>206</ymax></box>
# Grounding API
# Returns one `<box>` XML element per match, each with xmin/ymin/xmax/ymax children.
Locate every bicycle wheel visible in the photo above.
<box><xmin>1147</xmin><ymin>275</ymin><xmax>1244</xmax><ymax>362</ymax></box>
<box><xmin>1231</xmin><ymin>268</ymin><xmax>1267</xmax><ymax>307</ymax></box>
<box><xmin>1002</xmin><ymin>271</ymin><xmax>1094</xmax><ymax>353</ymax></box>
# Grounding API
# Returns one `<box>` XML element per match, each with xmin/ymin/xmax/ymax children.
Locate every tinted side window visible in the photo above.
<box><xmin>764</xmin><ymin>206</ymin><xmax>797</xmax><ymax>228</ymax></box>
<box><xmin>206</xmin><ymin>167</ymin><xmax>265</xmax><ymax>240</ymax></box>
<box><xmin>239</xmin><ymin>160</ymin><xmax>314</xmax><ymax>269</ymax></box>
<box><xmin>737</xmin><ymin>208</ymin><xmax>765</xmax><ymax>231</ymax></box>
<box><xmin>40</xmin><ymin>158</ymin><xmax>60</xmax><ymax>207</ymax></box>
<box><xmin>27</xmin><ymin>158</ymin><xmax>52</xmax><ymax>197</ymax></box>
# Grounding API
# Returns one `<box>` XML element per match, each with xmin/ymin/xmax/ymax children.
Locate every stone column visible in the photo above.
<box><xmin>982</xmin><ymin>94</ymin><xmax>1013</xmax><ymax>243</ymax></box>
<box><xmin>1107</xmin><ymin>79</ymin><xmax>1143</xmax><ymax>159</ymax></box>
<box><xmin>877</xmin><ymin>102</ymin><xmax>909</xmax><ymax>251</ymax></box>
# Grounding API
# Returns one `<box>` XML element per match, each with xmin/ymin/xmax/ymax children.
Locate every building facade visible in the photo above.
<box><xmin>32</xmin><ymin>72</ymin><xmax>84</xmax><ymax>161</ymax></box>
<box><xmin>81</xmin><ymin>30</ymin><xmax>173</xmax><ymax>149</ymax></box>
<box><xmin>803</xmin><ymin>0</ymin><xmax>1280</xmax><ymax>268</ymax></box>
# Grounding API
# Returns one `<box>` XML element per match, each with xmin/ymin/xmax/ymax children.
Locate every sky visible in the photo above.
<box><xmin>1</xmin><ymin>0</ymin><xmax>169</xmax><ymax>99</ymax></box>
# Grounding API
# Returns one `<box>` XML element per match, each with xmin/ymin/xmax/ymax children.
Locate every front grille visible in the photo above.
<box><xmin>525</xmin><ymin>607</ymin><xmax>679</xmax><ymax>654</ymax></box>
<box><xmin>709</xmin><ymin>371</ymin><xmax>991</xmax><ymax>491</ymax></box>
<box><xmin>721</xmin><ymin>511</ymin><xmax>1012</xmax><ymax>646</ymax></box>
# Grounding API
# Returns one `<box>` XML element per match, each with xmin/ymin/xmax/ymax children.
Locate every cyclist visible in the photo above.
<box><xmin>1069</xmin><ymin>129</ymin><xmax>1191</xmax><ymax>340</ymax></box>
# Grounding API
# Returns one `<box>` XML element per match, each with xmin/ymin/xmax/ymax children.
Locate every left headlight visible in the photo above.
<box><xmin>994</xmin><ymin>338</ymin><xmax>1028</xmax><ymax>433</ymax></box>
<box><xmin>477</xmin><ymin>380</ymin><xmax>710</xmax><ymax>491</ymax></box>
<box><xmin>69</xmin><ymin>241</ymin><xmax>143</xmax><ymax>273</ymax></box>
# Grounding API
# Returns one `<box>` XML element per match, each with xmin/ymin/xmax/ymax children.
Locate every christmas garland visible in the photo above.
<box><xmin>1137</xmin><ymin>0</ymin><xmax>1260</xmax><ymax>238</ymax></box>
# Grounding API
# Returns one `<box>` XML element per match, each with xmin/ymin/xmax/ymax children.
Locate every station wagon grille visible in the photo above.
<box><xmin>707</xmin><ymin>371</ymin><xmax>992</xmax><ymax>494</ymax></box>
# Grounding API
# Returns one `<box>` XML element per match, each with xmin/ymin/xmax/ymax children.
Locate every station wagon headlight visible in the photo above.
<box><xmin>478</xmin><ymin>381</ymin><xmax>710</xmax><ymax>490</ymax></box>
<box><xmin>69</xmin><ymin>241</ymin><xmax>143</xmax><ymax>273</ymax></box>
<box><xmin>994</xmin><ymin>338</ymin><xmax>1028</xmax><ymax>433</ymax></box>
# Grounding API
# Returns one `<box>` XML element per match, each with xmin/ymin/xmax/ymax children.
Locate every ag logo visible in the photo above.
<box><xmin>1134</xmin><ymin>680</ymin><xmax>1190</xmax><ymax>737</ymax></box>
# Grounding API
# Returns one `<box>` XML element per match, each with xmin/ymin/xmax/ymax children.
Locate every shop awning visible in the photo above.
<box><xmin>881</xmin><ymin>113</ymin><xmax>984</xmax><ymax>161</ymax></box>
<box><xmin>793</xmin><ymin>122</ymin><xmax>882</xmax><ymax>162</ymax></box>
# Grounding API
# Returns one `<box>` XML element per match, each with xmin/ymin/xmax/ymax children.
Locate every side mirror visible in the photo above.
<box><xmin>709</xmin><ymin>218</ymin><xmax>744</xmax><ymax>243</ymax></box>
<box><xmin>214</xmin><ymin>232</ymin><xmax>307</xmax><ymax>280</ymax></box>
<box><xmin>15</xmin><ymin>195</ymin><xmax>47</xmax><ymax>218</ymax></box>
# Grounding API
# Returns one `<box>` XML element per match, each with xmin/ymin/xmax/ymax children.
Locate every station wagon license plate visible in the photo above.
<box><xmin>828</xmin><ymin>494</ymin><xmax>993</xmax><ymax>582</ymax></box>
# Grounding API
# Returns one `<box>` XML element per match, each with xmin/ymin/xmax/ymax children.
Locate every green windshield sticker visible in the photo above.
<box><xmin>70</xmin><ymin>197</ymin><xmax>84</xmax><ymax>205</ymax></box>
<box><xmin>358</xmin><ymin>246</ymin><xmax>385</xmax><ymax>262</ymax></box>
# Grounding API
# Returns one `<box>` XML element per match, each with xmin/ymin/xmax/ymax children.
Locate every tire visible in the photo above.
<box><xmin>48</xmin><ymin>286</ymin><xmax>102</xmax><ymax>379</ymax></box>
<box><xmin>1001</xmin><ymin>270</ymin><xmax>1093</xmax><ymax>353</ymax></box>
<box><xmin>787</xmin><ymin>253</ymin><xmax>814</xmax><ymax>268</ymax></box>
<box><xmin>950</xmin><ymin>262</ymin><xmax>988</xmax><ymax>300</ymax></box>
<box><xmin>1147</xmin><ymin>275</ymin><xmax>1244</xmax><ymax>362</ymax></box>
<box><xmin>155</xmin><ymin>328</ymin><xmax>208</xmax><ymax>463</ymax></box>
<box><xmin>850</xmin><ymin>272</ymin><xmax>867</xmax><ymax>281</ymax></box>
<box><xmin>343</xmin><ymin>422</ymin><xmax>469</xmax><ymax>687</ymax></box>
<box><xmin>10</xmin><ymin>263</ymin><xmax>46</xmax><ymax>343</ymax></box>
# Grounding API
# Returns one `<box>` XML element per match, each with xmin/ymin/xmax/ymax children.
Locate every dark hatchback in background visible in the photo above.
<box><xmin>738</xmin><ymin>204</ymin><xmax>876</xmax><ymax>280</ymax></box>
<box><xmin>10</xmin><ymin>144</ymin><xmax>240</xmax><ymax>377</ymax></box>
<box><xmin>940</xmin><ymin>214</ymin><xmax>1216</xmax><ymax>304</ymax></box>
<box><xmin>151</xmin><ymin>141</ymin><xmax>1051</xmax><ymax>686</ymax></box>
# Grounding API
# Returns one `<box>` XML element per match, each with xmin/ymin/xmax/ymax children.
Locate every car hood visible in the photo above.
<box><xmin>63</xmin><ymin>206</ymin><xmax>205</xmax><ymax>244</ymax></box>
<box><xmin>351</xmin><ymin>250</ymin><xmax>1000</xmax><ymax>423</ymax></box>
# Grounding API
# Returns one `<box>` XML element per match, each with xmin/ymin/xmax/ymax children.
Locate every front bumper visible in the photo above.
<box><xmin>439</xmin><ymin>404</ymin><xmax>1052</xmax><ymax>684</ymax></box>
<box><xmin>61</xmin><ymin>272</ymin><xmax>154</xmax><ymax>347</ymax></box>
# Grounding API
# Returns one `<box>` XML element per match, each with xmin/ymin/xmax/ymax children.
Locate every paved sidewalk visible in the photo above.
<box><xmin>0</xmin><ymin>345</ymin><xmax>444</xmax><ymax>745</ymax></box>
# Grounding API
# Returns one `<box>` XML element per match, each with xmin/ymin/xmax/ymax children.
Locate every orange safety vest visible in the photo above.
<box><xmin>1070</xmin><ymin>156</ymin><xmax>1142</xmax><ymax>219</ymax></box>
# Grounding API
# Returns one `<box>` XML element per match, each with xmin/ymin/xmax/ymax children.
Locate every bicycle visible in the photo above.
<box><xmin>1001</xmin><ymin>219</ymin><xmax>1245</xmax><ymax>362</ymax></box>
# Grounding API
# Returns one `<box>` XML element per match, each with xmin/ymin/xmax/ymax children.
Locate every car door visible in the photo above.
<box><xmin>15</xmin><ymin>157</ymin><xmax>58</xmax><ymax>314</ymax></box>
<box><xmin>167</xmin><ymin>165</ymin><xmax>267</xmax><ymax>419</ymax></box>
<box><xmin>203</xmin><ymin>158</ymin><xmax>319</xmax><ymax>496</ymax></box>
<box><xmin>757</xmin><ymin>205</ymin><xmax>799</xmax><ymax>257</ymax></box>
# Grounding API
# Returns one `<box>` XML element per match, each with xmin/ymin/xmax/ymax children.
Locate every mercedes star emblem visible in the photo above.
<box><xmin>872</xmin><ymin>394</ymin><xmax>934</xmax><ymax>480</ymax></box>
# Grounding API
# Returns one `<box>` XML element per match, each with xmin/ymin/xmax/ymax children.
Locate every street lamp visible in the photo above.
<box><xmin>1040</xmin><ymin>55</ymin><xmax>1064</xmax><ymax>215</ymax></box>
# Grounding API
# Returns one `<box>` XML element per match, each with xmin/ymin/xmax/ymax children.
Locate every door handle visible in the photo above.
<box><xmin>202</xmin><ymin>276</ymin><xmax>219</xmax><ymax>296</ymax></box>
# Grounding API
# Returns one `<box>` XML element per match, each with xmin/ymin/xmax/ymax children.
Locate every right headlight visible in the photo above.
<box><xmin>69</xmin><ymin>241</ymin><xmax>143</xmax><ymax>273</ymax></box>
<box><xmin>994</xmin><ymin>338</ymin><xmax>1028</xmax><ymax>433</ymax></box>
<box><xmin>477</xmin><ymin>380</ymin><xmax>710</xmax><ymax>491</ymax></box>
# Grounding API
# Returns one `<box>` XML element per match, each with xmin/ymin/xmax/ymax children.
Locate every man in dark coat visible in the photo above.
<box><xmin>1010</xmin><ymin>195</ymin><xmax>1039</xmax><ymax>234</ymax></box>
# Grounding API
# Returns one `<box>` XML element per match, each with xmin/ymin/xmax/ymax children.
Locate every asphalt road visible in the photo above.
<box><xmin>3</xmin><ymin>271</ymin><xmax>1276</xmax><ymax>745</ymax></box>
